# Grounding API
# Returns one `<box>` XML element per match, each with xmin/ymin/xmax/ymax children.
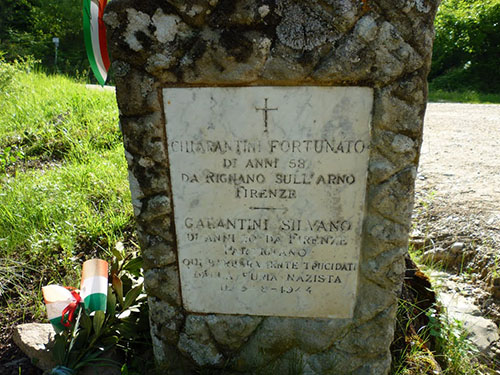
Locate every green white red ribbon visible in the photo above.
<box><xmin>83</xmin><ymin>0</ymin><xmax>110</xmax><ymax>86</ymax></box>
<box><xmin>43</xmin><ymin>259</ymin><xmax>108</xmax><ymax>333</ymax></box>
<box><xmin>79</xmin><ymin>259</ymin><xmax>108</xmax><ymax>312</ymax></box>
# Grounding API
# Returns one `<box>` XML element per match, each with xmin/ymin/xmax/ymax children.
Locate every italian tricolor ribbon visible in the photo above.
<box><xmin>43</xmin><ymin>259</ymin><xmax>108</xmax><ymax>333</ymax></box>
<box><xmin>83</xmin><ymin>0</ymin><xmax>110</xmax><ymax>86</ymax></box>
<box><xmin>80</xmin><ymin>259</ymin><xmax>108</xmax><ymax>312</ymax></box>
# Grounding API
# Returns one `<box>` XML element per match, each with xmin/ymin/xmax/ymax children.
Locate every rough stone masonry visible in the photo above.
<box><xmin>104</xmin><ymin>0</ymin><xmax>439</xmax><ymax>373</ymax></box>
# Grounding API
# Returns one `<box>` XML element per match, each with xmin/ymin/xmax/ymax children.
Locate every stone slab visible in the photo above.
<box><xmin>164</xmin><ymin>86</ymin><xmax>373</xmax><ymax>318</ymax></box>
<box><xmin>105</xmin><ymin>0</ymin><xmax>440</xmax><ymax>370</ymax></box>
<box><xmin>13</xmin><ymin>323</ymin><xmax>56</xmax><ymax>371</ymax></box>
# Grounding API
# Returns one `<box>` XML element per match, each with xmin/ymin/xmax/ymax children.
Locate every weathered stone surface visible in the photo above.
<box><xmin>177</xmin><ymin>316</ymin><xmax>224</xmax><ymax>367</ymax></box>
<box><xmin>144</xmin><ymin>266</ymin><xmax>181</xmax><ymax>305</ymax></box>
<box><xmin>120</xmin><ymin>113</ymin><xmax>166</xmax><ymax>163</ymax></box>
<box><xmin>205</xmin><ymin>315</ymin><xmax>262</xmax><ymax>352</ymax></box>
<box><xmin>105</xmin><ymin>0</ymin><xmax>439</xmax><ymax>372</ymax></box>
<box><xmin>13</xmin><ymin>323</ymin><xmax>56</xmax><ymax>370</ymax></box>
<box><xmin>148</xmin><ymin>296</ymin><xmax>184</xmax><ymax>344</ymax></box>
<box><xmin>354</xmin><ymin>279</ymin><xmax>399</xmax><ymax>322</ymax></box>
<box><xmin>113</xmin><ymin>69</ymin><xmax>160</xmax><ymax>116</ymax></box>
<box><xmin>337</xmin><ymin>306</ymin><xmax>397</xmax><ymax>354</ymax></box>
<box><xmin>139</xmin><ymin>233</ymin><xmax>176</xmax><ymax>268</ymax></box>
<box><xmin>232</xmin><ymin>316</ymin><xmax>354</xmax><ymax>371</ymax></box>
<box><xmin>369</xmin><ymin>167</ymin><xmax>418</xmax><ymax>225</ymax></box>
<box><xmin>361</xmin><ymin>247</ymin><xmax>407</xmax><ymax>289</ymax></box>
<box><xmin>368</xmin><ymin>154</ymin><xmax>398</xmax><ymax>184</ymax></box>
<box><xmin>365</xmin><ymin>213</ymin><xmax>409</xmax><ymax>245</ymax></box>
<box><xmin>439</xmin><ymin>285</ymin><xmax>500</xmax><ymax>354</ymax></box>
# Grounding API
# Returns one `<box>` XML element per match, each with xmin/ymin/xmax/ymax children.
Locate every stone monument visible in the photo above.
<box><xmin>104</xmin><ymin>0</ymin><xmax>439</xmax><ymax>373</ymax></box>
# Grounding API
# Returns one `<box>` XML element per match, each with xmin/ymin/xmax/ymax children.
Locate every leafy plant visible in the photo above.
<box><xmin>426</xmin><ymin>308</ymin><xmax>487</xmax><ymax>374</ymax></box>
<box><xmin>428</xmin><ymin>89</ymin><xmax>500</xmax><ymax>104</ymax></box>
<box><xmin>49</xmin><ymin>248</ymin><xmax>148</xmax><ymax>374</ymax></box>
<box><xmin>0</xmin><ymin>53</ymin><xmax>39</xmax><ymax>92</ymax></box>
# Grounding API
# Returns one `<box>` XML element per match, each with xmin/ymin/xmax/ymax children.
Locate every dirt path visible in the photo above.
<box><xmin>418</xmin><ymin>103</ymin><xmax>500</xmax><ymax>215</ymax></box>
<box><xmin>414</xmin><ymin>103</ymin><xmax>500</xmax><ymax>366</ymax></box>
<box><xmin>414</xmin><ymin>103</ymin><xmax>500</xmax><ymax>271</ymax></box>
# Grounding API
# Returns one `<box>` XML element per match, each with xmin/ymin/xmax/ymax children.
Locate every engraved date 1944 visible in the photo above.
<box><xmin>221</xmin><ymin>284</ymin><xmax>312</xmax><ymax>294</ymax></box>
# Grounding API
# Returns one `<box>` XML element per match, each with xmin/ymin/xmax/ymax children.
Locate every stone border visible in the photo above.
<box><xmin>104</xmin><ymin>1</ymin><xmax>439</xmax><ymax>373</ymax></box>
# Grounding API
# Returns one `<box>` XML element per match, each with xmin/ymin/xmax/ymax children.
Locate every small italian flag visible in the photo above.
<box><xmin>42</xmin><ymin>285</ymin><xmax>79</xmax><ymax>333</ymax></box>
<box><xmin>80</xmin><ymin>259</ymin><xmax>108</xmax><ymax>313</ymax></box>
<box><xmin>83</xmin><ymin>0</ymin><xmax>110</xmax><ymax>86</ymax></box>
<box><xmin>42</xmin><ymin>259</ymin><xmax>108</xmax><ymax>333</ymax></box>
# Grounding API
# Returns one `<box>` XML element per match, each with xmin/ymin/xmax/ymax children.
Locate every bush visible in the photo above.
<box><xmin>0</xmin><ymin>0</ymin><xmax>89</xmax><ymax>77</ymax></box>
<box><xmin>430</xmin><ymin>0</ymin><xmax>500</xmax><ymax>92</ymax></box>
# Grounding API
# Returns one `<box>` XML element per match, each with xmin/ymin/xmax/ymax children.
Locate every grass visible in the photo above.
<box><xmin>0</xmin><ymin>59</ymin><xmax>134</xmax><ymax>361</ymax></box>
<box><xmin>391</xmin><ymin>299</ymin><xmax>441</xmax><ymax>375</ymax></box>
<box><xmin>0</xmin><ymin>67</ymin><xmax>121</xmax><ymax>164</ymax></box>
<box><xmin>391</xmin><ymin>276</ymin><xmax>495</xmax><ymax>375</ymax></box>
<box><xmin>428</xmin><ymin>88</ymin><xmax>500</xmax><ymax>104</ymax></box>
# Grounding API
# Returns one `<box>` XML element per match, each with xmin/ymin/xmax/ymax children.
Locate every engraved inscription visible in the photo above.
<box><xmin>164</xmin><ymin>86</ymin><xmax>373</xmax><ymax>318</ymax></box>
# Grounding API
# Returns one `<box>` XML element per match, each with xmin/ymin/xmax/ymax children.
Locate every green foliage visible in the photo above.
<box><xmin>0</xmin><ymin>0</ymin><xmax>89</xmax><ymax>77</ymax></box>
<box><xmin>0</xmin><ymin>53</ymin><xmax>18</xmax><ymax>92</ymax></box>
<box><xmin>0</xmin><ymin>70</ymin><xmax>132</xmax><ymax>348</ymax></box>
<box><xmin>428</xmin><ymin>88</ymin><xmax>500</xmax><ymax>103</ymax></box>
<box><xmin>50</xmin><ymin>251</ymin><xmax>149</xmax><ymax>374</ymax></box>
<box><xmin>426</xmin><ymin>308</ymin><xmax>487</xmax><ymax>374</ymax></box>
<box><xmin>0</xmin><ymin>69</ymin><xmax>154</xmax><ymax>372</ymax></box>
<box><xmin>0</xmin><ymin>62</ymin><xmax>127</xmax><ymax>262</ymax></box>
<box><xmin>0</xmin><ymin>146</ymin><xmax>25</xmax><ymax>173</ymax></box>
<box><xmin>0</xmin><ymin>53</ymin><xmax>39</xmax><ymax>96</ymax></box>
<box><xmin>0</xmin><ymin>150</ymin><xmax>131</xmax><ymax>260</ymax></box>
<box><xmin>0</xmin><ymin>64</ymin><xmax>119</xmax><ymax>166</ymax></box>
<box><xmin>391</xmin><ymin>301</ymin><xmax>492</xmax><ymax>375</ymax></box>
<box><xmin>430</xmin><ymin>0</ymin><xmax>500</xmax><ymax>92</ymax></box>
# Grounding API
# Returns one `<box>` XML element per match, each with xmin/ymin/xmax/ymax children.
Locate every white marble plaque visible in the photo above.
<box><xmin>163</xmin><ymin>86</ymin><xmax>373</xmax><ymax>318</ymax></box>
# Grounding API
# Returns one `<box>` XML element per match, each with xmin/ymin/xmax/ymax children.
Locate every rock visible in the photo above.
<box><xmin>439</xmin><ymin>289</ymin><xmax>500</xmax><ymax>354</ymax></box>
<box><xmin>103</xmin><ymin>0</ymin><xmax>440</xmax><ymax>372</ymax></box>
<box><xmin>491</xmin><ymin>278</ymin><xmax>500</xmax><ymax>300</ymax></box>
<box><xmin>205</xmin><ymin>315</ymin><xmax>262</xmax><ymax>351</ymax></box>
<box><xmin>409</xmin><ymin>237</ymin><xmax>428</xmax><ymax>251</ymax></box>
<box><xmin>421</xmin><ymin>247</ymin><xmax>455</xmax><ymax>266</ymax></box>
<box><xmin>177</xmin><ymin>316</ymin><xmax>223</xmax><ymax>367</ymax></box>
<box><xmin>450</xmin><ymin>241</ymin><xmax>465</xmax><ymax>254</ymax></box>
<box><xmin>12</xmin><ymin>323</ymin><xmax>56</xmax><ymax>370</ymax></box>
<box><xmin>13</xmin><ymin>323</ymin><xmax>121</xmax><ymax>375</ymax></box>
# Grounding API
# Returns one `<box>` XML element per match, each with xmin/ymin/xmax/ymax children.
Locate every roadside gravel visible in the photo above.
<box><xmin>418</xmin><ymin>103</ymin><xmax>500</xmax><ymax>213</ymax></box>
<box><xmin>413</xmin><ymin>102</ymin><xmax>500</xmax><ymax>366</ymax></box>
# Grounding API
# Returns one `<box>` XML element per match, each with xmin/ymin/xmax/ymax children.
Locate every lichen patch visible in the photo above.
<box><xmin>152</xmin><ymin>10</ymin><xmax>183</xmax><ymax>44</ymax></box>
<box><xmin>125</xmin><ymin>9</ymin><xmax>152</xmax><ymax>51</ymax></box>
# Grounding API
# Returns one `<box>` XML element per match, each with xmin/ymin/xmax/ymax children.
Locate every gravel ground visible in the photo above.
<box><xmin>415</xmin><ymin>102</ymin><xmax>500</xmax><ymax>262</ymax></box>
<box><xmin>413</xmin><ymin>103</ymin><xmax>500</xmax><ymax>338</ymax></box>
<box><xmin>418</xmin><ymin>103</ymin><xmax>500</xmax><ymax>213</ymax></box>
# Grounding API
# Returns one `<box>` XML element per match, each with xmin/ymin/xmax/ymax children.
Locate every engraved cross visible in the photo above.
<box><xmin>255</xmin><ymin>98</ymin><xmax>278</xmax><ymax>133</ymax></box>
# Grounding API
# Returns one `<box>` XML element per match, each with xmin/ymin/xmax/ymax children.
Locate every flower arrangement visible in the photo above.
<box><xmin>42</xmin><ymin>246</ymin><xmax>146</xmax><ymax>374</ymax></box>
